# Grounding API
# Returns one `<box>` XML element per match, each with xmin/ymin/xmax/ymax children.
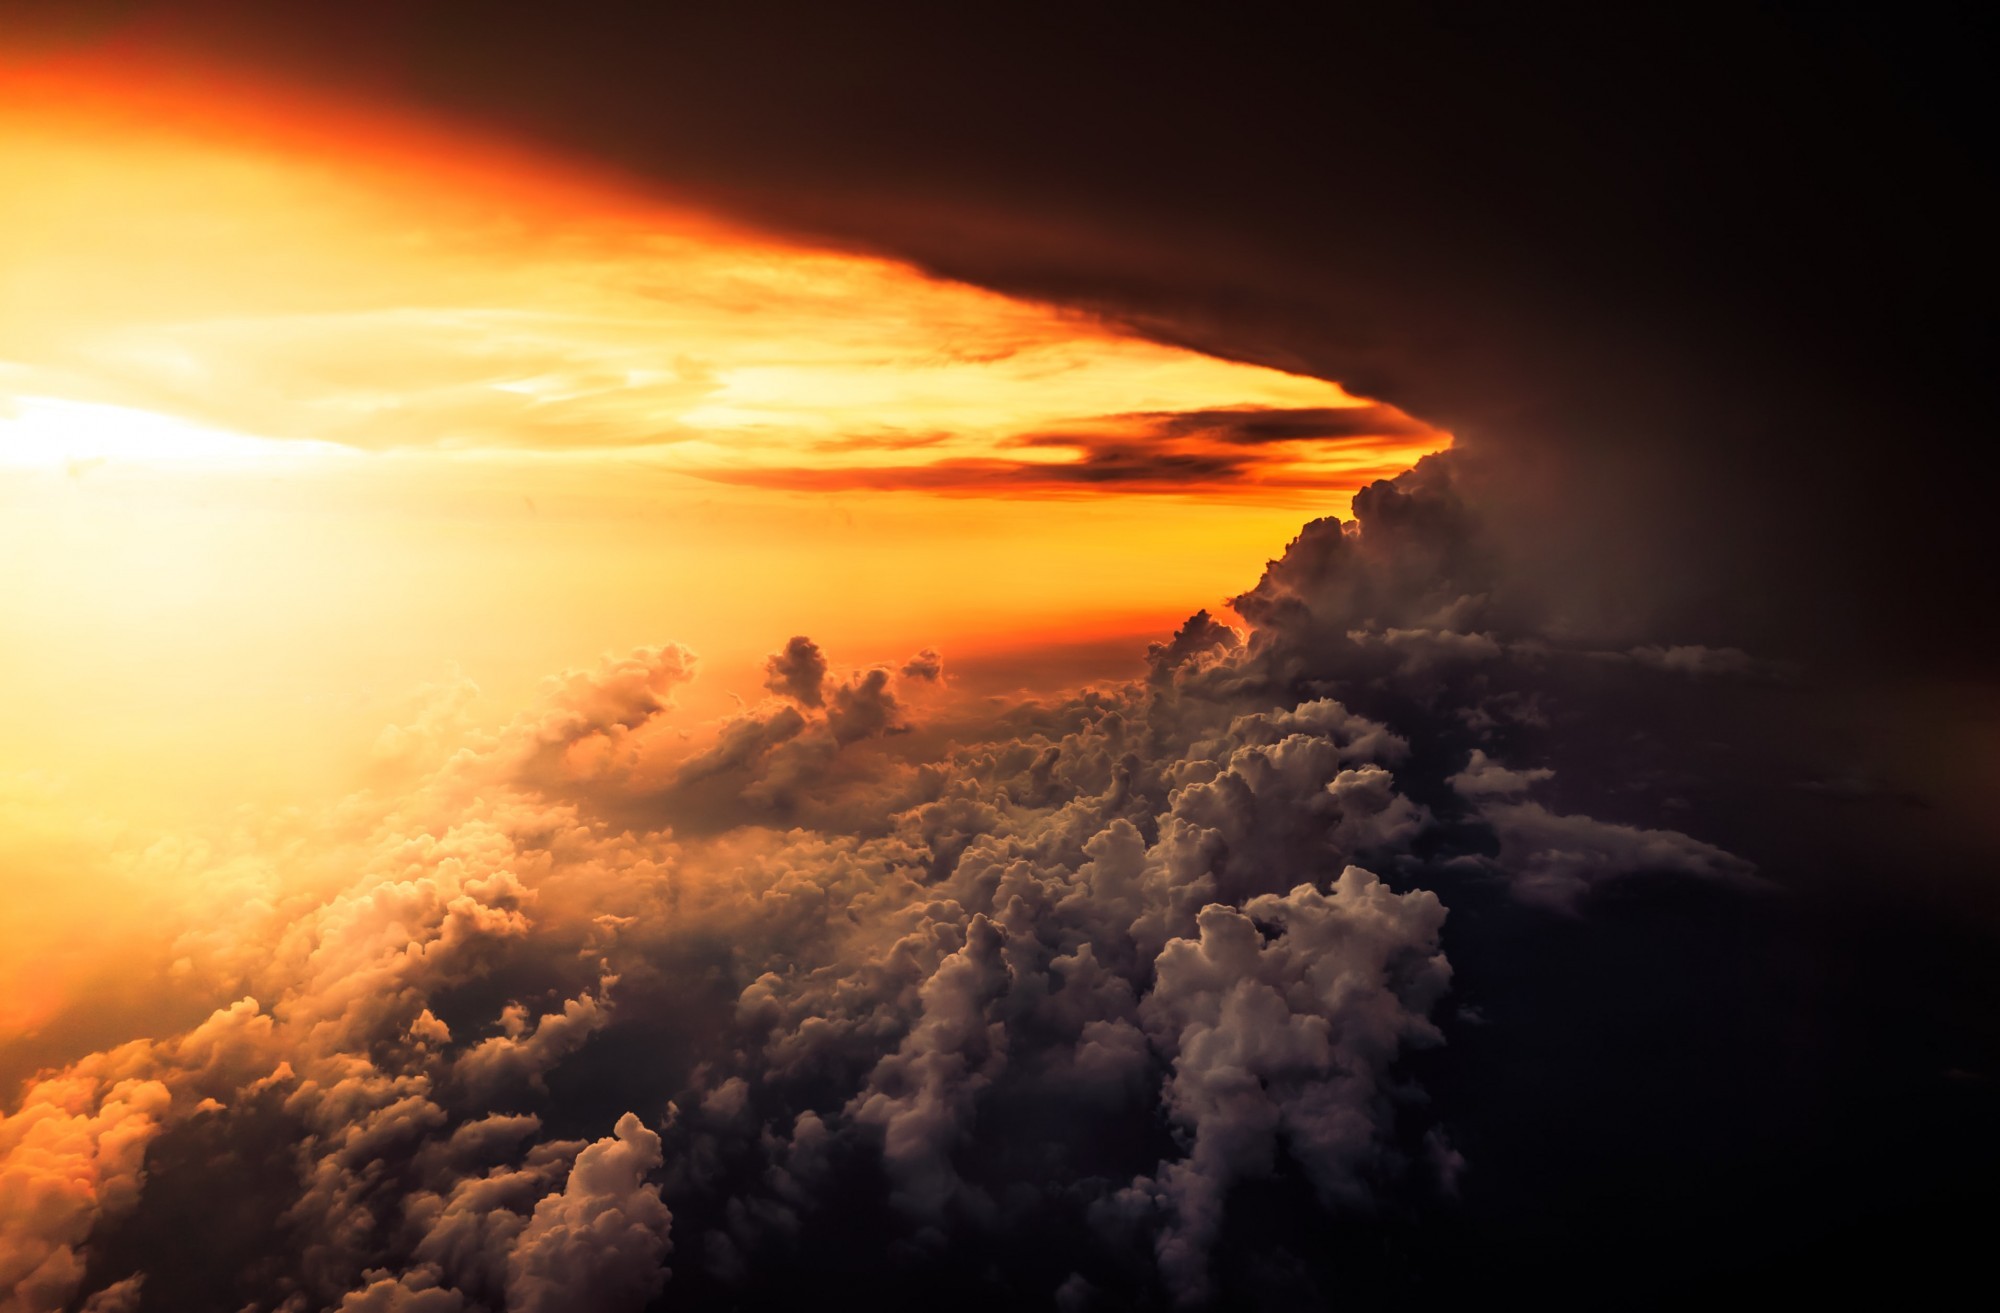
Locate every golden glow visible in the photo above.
<box><xmin>0</xmin><ymin>66</ymin><xmax>1441</xmax><ymax>488</ymax></box>
<box><xmin>0</xmin><ymin>62</ymin><xmax>1449</xmax><ymax>1051</ymax></box>
<box><xmin>0</xmin><ymin>396</ymin><xmax>356</xmax><ymax>468</ymax></box>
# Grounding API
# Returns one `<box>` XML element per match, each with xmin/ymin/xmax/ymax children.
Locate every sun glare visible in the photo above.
<box><xmin>0</xmin><ymin>395</ymin><xmax>352</xmax><ymax>469</ymax></box>
<box><xmin>0</xmin><ymin>68</ymin><xmax>1447</xmax><ymax>489</ymax></box>
<box><xmin>0</xmin><ymin>63</ymin><xmax>1451</xmax><ymax>936</ymax></box>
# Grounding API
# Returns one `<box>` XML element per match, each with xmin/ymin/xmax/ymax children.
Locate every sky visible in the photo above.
<box><xmin>1</xmin><ymin>6</ymin><xmax>1996</xmax><ymax>1313</ymax></box>
<box><xmin>0</xmin><ymin>66</ymin><xmax>1445</xmax><ymax>1041</ymax></box>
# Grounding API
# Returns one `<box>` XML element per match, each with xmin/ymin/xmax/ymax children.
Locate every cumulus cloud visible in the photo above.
<box><xmin>900</xmin><ymin>648</ymin><xmax>945</xmax><ymax>682</ymax></box>
<box><xmin>1106</xmin><ymin>870</ymin><xmax>1449</xmax><ymax>1298</ymax></box>
<box><xmin>3</xmin><ymin>451</ymin><xmax>1769</xmax><ymax>1309</ymax></box>
<box><xmin>511</xmin><ymin>644</ymin><xmax>700</xmax><ymax>789</ymax></box>
<box><xmin>763</xmin><ymin>636</ymin><xmax>829</xmax><ymax>708</ymax></box>
<box><xmin>0</xmin><ymin>1067</ymin><xmax>170</xmax><ymax>1313</ymax></box>
<box><xmin>453</xmin><ymin>985</ymin><xmax>614</xmax><ymax>1101</ymax></box>
<box><xmin>1145</xmin><ymin>609</ymin><xmax>1240</xmax><ymax>685</ymax></box>
<box><xmin>505</xmin><ymin>1114</ymin><xmax>672</xmax><ymax>1313</ymax></box>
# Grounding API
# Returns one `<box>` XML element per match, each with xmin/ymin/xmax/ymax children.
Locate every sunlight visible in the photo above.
<box><xmin>0</xmin><ymin>395</ymin><xmax>352</xmax><ymax>469</ymax></box>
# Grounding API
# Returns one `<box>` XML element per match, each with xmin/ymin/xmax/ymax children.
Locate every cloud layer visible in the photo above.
<box><xmin>0</xmin><ymin>452</ymin><xmax>1770</xmax><ymax>1311</ymax></box>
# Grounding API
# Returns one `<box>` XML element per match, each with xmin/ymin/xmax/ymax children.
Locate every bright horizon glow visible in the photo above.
<box><xmin>0</xmin><ymin>65</ymin><xmax>1444</xmax><ymax>492</ymax></box>
<box><xmin>0</xmin><ymin>395</ymin><xmax>357</xmax><ymax>468</ymax></box>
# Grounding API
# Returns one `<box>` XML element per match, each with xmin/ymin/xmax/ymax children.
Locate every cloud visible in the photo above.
<box><xmin>1450</xmin><ymin>750</ymin><xmax>1758</xmax><ymax>911</ymax></box>
<box><xmin>91</xmin><ymin>0</ymin><xmax>1971</xmax><ymax>677</ymax></box>
<box><xmin>665</xmin><ymin>399</ymin><xmax>1443</xmax><ymax>502</ymax></box>
<box><xmin>763</xmin><ymin>637</ymin><xmax>829</xmax><ymax>709</ymax></box>
<box><xmin>899</xmin><ymin>648</ymin><xmax>944</xmax><ymax>682</ymax></box>
<box><xmin>76</xmin><ymin>1276</ymin><xmax>144</xmax><ymax>1313</ymax></box>
<box><xmin>4</xmin><ymin>452</ymin><xmax>1781</xmax><ymax>1309</ymax></box>
<box><xmin>336</xmin><ymin>1270</ymin><xmax>466</xmax><ymax>1312</ymax></box>
<box><xmin>511</xmin><ymin>645</ymin><xmax>700</xmax><ymax>790</ymax></box>
<box><xmin>1449</xmin><ymin>749</ymin><xmax>1554</xmax><ymax>799</ymax></box>
<box><xmin>5</xmin><ymin>12</ymin><xmax>1992</xmax><ymax>1300</ymax></box>
<box><xmin>1106</xmin><ymin>870</ymin><xmax>1449</xmax><ymax>1299</ymax></box>
<box><xmin>505</xmin><ymin>1114</ymin><xmax>673</xmax><ymax>1313</ymax></box>
<box><xmin>1621</xmin><ymin>644</ymin><xmax>1770</xmax><ymax>679</ymax></box>
<box><xmin>1145</xmin><ymin>609</ymin><xmax>1240</xmax><ymax>685</ymax></box>
<box><xmin>1134</xmin><ymin>403</ymin><xmax>1437</xmax><ymax>445</ymax></box>
<box><xmin>453</xmin><ymin>986</ymin><xmax>614</xmax><ymax>1101</ymax></box>
<box><xmin>826</xmin><ymin>667</ymin><xmax>905</xmax><ymax>744</ymax></box>
<box><xmin>0</xmin><ymin>1067</ymin><xmax>170</xmax><ymax>1313</ymax></box>
<box><xmin>688</xmin><ymin>443</ymin><xmax>1427</xmax><ymax>497</ymax></box>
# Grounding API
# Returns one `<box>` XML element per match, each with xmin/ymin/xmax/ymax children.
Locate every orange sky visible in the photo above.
<box><xmin>0</xmin><ymin>61</ymin><xmax>1448</xmax><ymax>1042</ymax></box>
